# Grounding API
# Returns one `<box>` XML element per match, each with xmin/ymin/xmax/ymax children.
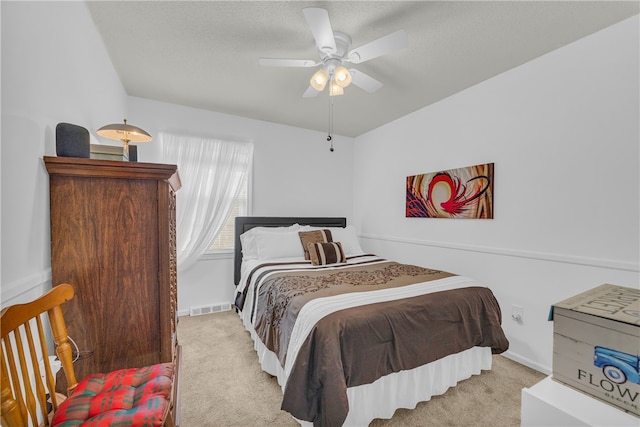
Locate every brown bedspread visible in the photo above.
<box><xmin>252</xmin><ymin>260</ymin><xmax>453</xmax><ymax>366</ymax></box>
<box><xmin>281</xmin><ymin>286</ymin><xmax>509</xmax><ymax>426</ymax></box>
<box><xmin>246</xmin><ymin>259</ymin><xmax>509</xmax><ymax>426</ymax></box>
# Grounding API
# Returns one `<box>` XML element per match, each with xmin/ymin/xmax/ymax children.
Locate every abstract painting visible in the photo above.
<box><xmin>406</xmin><ymin>163</ymin><xmax>494</xmax><ymax>219</ymax></box>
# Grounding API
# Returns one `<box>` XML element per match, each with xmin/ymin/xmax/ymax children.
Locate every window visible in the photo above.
<box><xmin>160</xmin><ymin>132</ymin><xmax>253</xmax><ymax>271</ymax></box>
<box><xmin>208</xmin><ymin>174</ymin><xmax>249</xmax><ymax>252</ymax></box>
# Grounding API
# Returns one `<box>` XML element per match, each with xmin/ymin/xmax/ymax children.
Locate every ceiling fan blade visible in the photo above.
<box><xmin>302</xmin><ymin>85</ymin><xmax>320</xmax><ymax>98</ymax></box>
<box><xmin>347</xmin><ymin>30</ymin><xmax>408</xmax><ymax>64</ymax></box>
<box><xmin>259</xmin><ymin>58</ymin><xmax>319</xmax><ymax>67</ymax></box>
<box><xmin>303</xmin><ymin>7</ymin><xmax>337</xmax><ymax>54</ymax></box>
<box><xmin>349</xmin><ymin>69</ymin><xmax>383</xmax><ymax>93</ymax></box>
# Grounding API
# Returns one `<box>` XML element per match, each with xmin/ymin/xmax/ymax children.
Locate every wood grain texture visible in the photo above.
<box><xmin>45</xmin><ymin>157</ymin><xmax>179</xmax><ymax>384</ymax></box>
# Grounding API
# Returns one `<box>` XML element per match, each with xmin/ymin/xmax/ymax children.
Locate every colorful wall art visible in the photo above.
<box><xmin>406</xmin><ymin>163</ymin><xmax>494</xmax><ymax>219</ymax></box>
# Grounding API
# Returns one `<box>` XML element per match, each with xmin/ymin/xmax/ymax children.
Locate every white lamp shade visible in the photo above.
<box><xmin>333</xmin><ymin>66</ymin><xmax>352</xmax><ymax>88</ymax></box>
<box><xmin>329</xmin><ymin>80</ymin><xmax>344</xmax><ymax>96</ymax></box>
<box><xmin>310</xmin><ymin>69</ymin><xmax>329</xmax><ymax>91</ymax></box>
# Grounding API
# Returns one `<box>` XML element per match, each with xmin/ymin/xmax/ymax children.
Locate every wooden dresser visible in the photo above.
<box><xmin>44</xmin><ymin>156</ymin><xmax>181</xmax><ymax>408</ymax></box>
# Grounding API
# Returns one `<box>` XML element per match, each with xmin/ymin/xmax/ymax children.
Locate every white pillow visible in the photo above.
<box><xmin>240</xmin><ymin>224</ymin><xmax>300</xmax><ymax>260</ymax></box>
<box><xmin>255</xmin><ymin>229</ymin><xmax>305</xmax><ymax>260</ymax></box>
<box><xmin>299</xmin><ymin>224</ymin><xmax>364</xmax><ymax>256</ymax></box>
<box><xmin>330</xmin><ymin>225</ymin><xmax>364</xmax><ymax>256</ymax></box>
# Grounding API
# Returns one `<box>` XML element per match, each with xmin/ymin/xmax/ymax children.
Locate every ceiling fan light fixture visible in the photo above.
<box><xmin>310</xmin><ymin>68</ymin><xmax>329</xmax><ymax>91</ymax></box>
<box><xmin>333</xmin><ymin>66</ymin><xmax>352</xmax><ymax>88</ymax></box>
<box><xmin>329</xmin><ymin>80</ymin><xmax>344</xmax><ymax>96</ymax></box>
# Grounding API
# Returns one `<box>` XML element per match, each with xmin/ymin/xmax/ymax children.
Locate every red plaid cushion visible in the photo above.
<box><xmin>51</xmin><ymin>363</ymin><xmax>173</xmax><ymax>426</ymax></box>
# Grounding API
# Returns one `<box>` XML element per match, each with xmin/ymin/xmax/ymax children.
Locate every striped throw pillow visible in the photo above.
<box><xmin>299</xmin><ymin>230</ymin><xmax>333</xmax><ymax>260</ymax></box>
<box><xmin>308</xmin><ymin>241</ymin><xmax>346</xmax><ymax>265</ymax></box>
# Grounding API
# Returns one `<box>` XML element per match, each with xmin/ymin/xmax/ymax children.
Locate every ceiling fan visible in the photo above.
<box><xmin>259</xmin><ymin>7</ymin><xmax>408</xmax><ymax>97</ymax></box>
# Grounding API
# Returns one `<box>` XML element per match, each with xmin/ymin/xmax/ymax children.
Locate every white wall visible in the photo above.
<box><xmin>353</xmin><ymin>16</ymin><xmax>640</xmax><ymax>373</ymax></box>
<box><xmin>0</xmin><ymin>3</ymin><xmax>354</xmax><ymax>314</ymax></box>
<box><xmin>3</xmin><ymin>1</ymin><xmax>637</xmax><ymax>375</ymax></box>
<box><xmin>126</xmin><ymin>97</ymin><xmax>355</xmax><ymax>313</ymax></box>
<box><xmin>127</xmin><ymin>96</ymin><xmax>354</xmax><ymax>219</ymax></box>
<box><xmin>1</xmin><ymin>1</ymin><xmax>128</xmax><ymax>305</ymax></box>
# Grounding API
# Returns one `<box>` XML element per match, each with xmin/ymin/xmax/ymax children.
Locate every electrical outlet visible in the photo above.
<box><xmin>511</xmin><ymin>305</ymin><xmax>524</xmax><ymax>323</ymax></box>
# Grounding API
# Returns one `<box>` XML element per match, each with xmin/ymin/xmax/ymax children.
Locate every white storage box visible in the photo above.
<box><xmin>550</xmin><ymin>284</ymin><xmax>639</xmax><ymax>417</ymax></box>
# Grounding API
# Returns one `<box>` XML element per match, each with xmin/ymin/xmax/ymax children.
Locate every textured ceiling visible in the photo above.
<box><xmin>86</xmin><ymin>1</ymin><xmax>639</xmax><ymax>137</ymax></box>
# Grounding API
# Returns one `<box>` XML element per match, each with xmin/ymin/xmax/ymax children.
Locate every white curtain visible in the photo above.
<box><xmin>160</xmin><ymin>132</ymin><xmax>253</xmax><ymax>273</ymax></box>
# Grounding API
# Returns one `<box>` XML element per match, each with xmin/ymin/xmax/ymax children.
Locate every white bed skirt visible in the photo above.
<box><xmin>239</xmin><ymin>311</ymin><xmax>493</xmax><ymax>427</ymax></box>
<box><xmin>337</xmin><ymin>346</ymin><xmax>492</xmax><ymax>426</ymax></box>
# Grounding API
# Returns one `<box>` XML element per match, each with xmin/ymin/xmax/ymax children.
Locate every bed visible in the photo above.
<box><xmin>233</xmin><ymin>216</ymin><xmax>509</xmax><ymax>426</ymax></box>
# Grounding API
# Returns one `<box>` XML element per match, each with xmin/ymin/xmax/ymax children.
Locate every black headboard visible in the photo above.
<box><xmin>234</xmin><ymin>216</ymin><xmax>347</xmax><ymax>286</ymax></box>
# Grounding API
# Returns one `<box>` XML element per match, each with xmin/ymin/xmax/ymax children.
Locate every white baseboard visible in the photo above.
<box><xmin>501</xmin><ymin>350</ymin><xmax>551</xmax><ymax>375</ymax></box>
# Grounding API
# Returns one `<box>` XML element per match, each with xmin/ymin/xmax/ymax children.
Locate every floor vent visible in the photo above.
<box><xmin>189</xmin><ymin>303</ymin><xmax>232</xmax><ymax>316</ymax></box>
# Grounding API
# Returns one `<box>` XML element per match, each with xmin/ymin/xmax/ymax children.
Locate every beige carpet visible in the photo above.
<box><xmin>177</xmin><ymin>310</ymin><xmax>545</xmax><ymax>427</ymax></box>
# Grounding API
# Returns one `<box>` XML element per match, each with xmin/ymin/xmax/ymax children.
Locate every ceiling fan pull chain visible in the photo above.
<box><xmin>327</xmin><ymin>95</ymin><xmax>334</xmax><ymax>152</ymax></box>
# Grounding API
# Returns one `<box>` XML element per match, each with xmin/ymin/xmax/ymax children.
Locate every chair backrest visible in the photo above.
<box><xmin>1</xmin><ymin>284</ymin><xmax>78</xmax><ymax>427</ymax></box>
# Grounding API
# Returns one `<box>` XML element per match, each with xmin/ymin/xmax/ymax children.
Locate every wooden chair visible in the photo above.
<box><xmin>1</xmin><ymin>284</ymin><xmax>176</xmax><ymax>427</ymax></box>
